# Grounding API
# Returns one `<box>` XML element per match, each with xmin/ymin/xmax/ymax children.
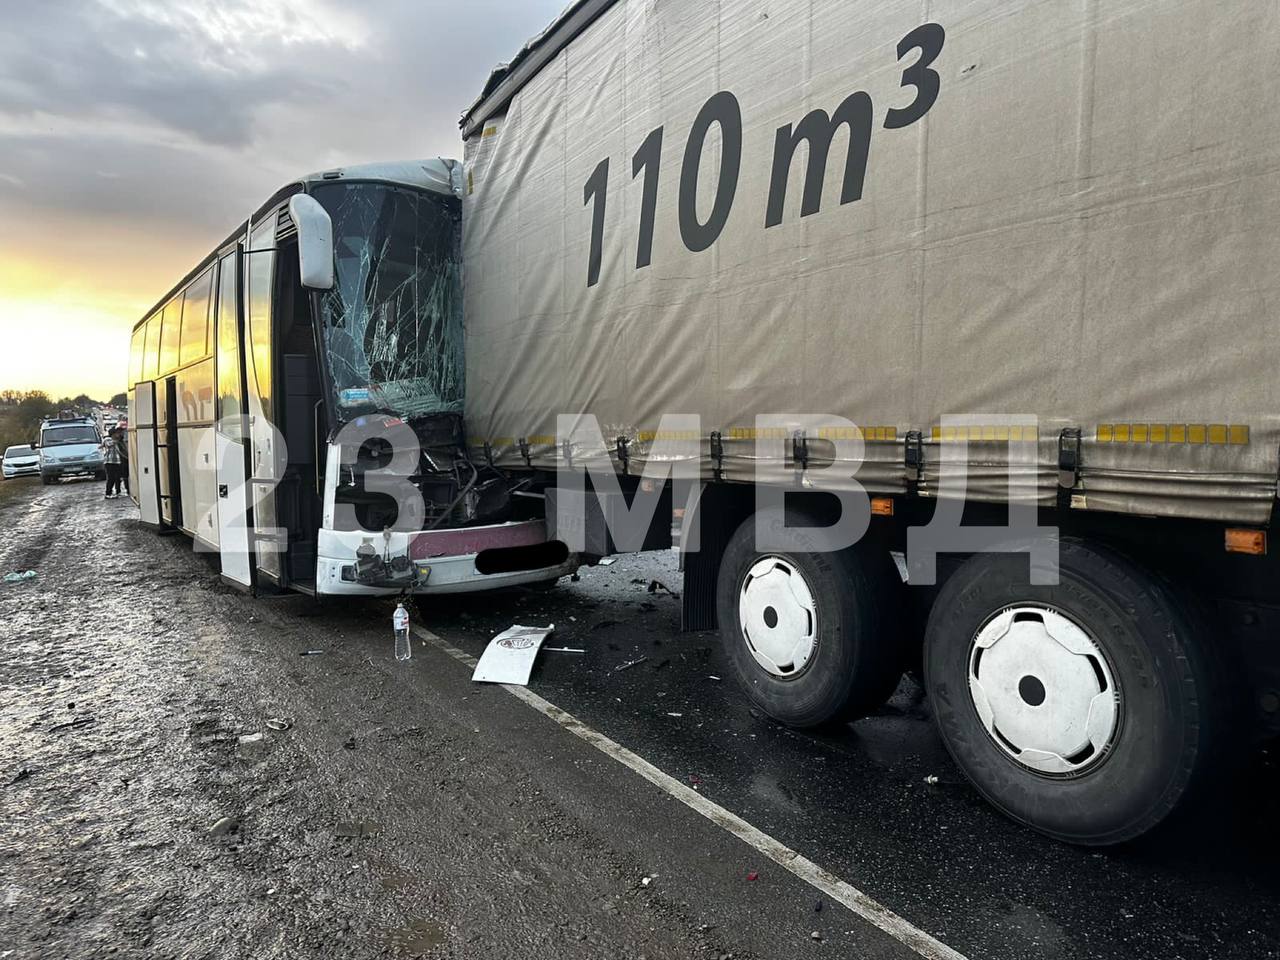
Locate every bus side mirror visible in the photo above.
<box><xmin>289</xmin><ymin>194</ymin><xmax>334</xmax><ymax>291</ymax></box>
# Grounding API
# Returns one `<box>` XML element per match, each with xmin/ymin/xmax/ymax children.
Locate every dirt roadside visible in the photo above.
<box><xmin>0</xmin><ymin>480</ymin><xmax>915</xmax><ymax>960</ymax></box>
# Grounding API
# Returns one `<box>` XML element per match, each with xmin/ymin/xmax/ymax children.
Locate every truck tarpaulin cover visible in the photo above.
<box><xmin>460</xmin><ymin>0</ymin><xmax>1280</xmax><ymax>524</ymax></box>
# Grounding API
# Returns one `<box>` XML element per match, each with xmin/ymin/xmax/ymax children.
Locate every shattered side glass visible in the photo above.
<box><xmin>312</xmin><ymin>182</ymin><xmax>464</xmax><ymax>424</ymax></box>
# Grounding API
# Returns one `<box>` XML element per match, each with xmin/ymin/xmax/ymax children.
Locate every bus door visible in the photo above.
<box><xmin>156</xmin><ymin>376</ymin><xmax>182</xmax><ymax>526</ymax></box>
<box><xmin>214</xmin><ymin>249</ymin><xmax>254</xmax><ymax>589</ymax></box>
<box><xmin>133</xmin><ymin>381</ymin><xmax>161</xmax><ymax>525</ymax></box>
<box><xmin>244</xmin><ymin>216</ymin><xmax>286</xmax><ymax>585</ymax></box>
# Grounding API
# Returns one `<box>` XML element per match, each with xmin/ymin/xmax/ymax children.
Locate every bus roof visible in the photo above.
<box><xmin>132</xmin><ymin>158</ymin><xmax>461</xmax><ymax>334</ymax></box>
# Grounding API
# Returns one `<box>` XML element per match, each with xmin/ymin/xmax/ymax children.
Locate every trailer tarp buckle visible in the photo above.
<box><xmin>792</xmin><ymin>430</ymin><xmax>809</xmax><ymax>469</ymax></box>
<box><xmin>1058</xmin><ymin>427</ymin><xmax>1082</xmax><ymax>491</ymax></box>
<box><xmin>904</xmin><ymin>429</ymin><xmax>924</xmax><ymax>478</ymax></box>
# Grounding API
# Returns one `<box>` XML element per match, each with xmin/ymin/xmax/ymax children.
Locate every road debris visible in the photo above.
<box><xmin>3</xmin><ymin>569</ymin><xmax>37</xmax><ymax>583</ymax></box>
<box><xmin>924</xmin><ymin>774</ymin><xmax>940</xmax><ymax>785</ymax></box>
<box><xmin>207</xmin><ymin>817</ymin><xmax>239</xmax><ymax>837</ymax></box>
<box><xmin>746</xmin><ymin>871</ymin><xmax>759</xmax><ymax>881</ymax></box>
<box><xmin>300</xmin><ymin>649</ymin><xmax>324</xmax><ymax>657</ymax></box>
<box><xmin>543</xmin><ymin>647</ymin><xmax>585</xmax><ymax>654</ymax></box>
<box><xmin>9</xmin><ymin>766</ymin><xmax>32</xmax><ymax>785</ymax></box>
<box><xmin>597</xmin><ymin>557</ymin><xmax>617</xmax><ymax>565</ymax></box>
<box><xmin>666</xmin><ymin>712</ymin><xmax>683</xmax><ymax>718</ymax></box>
<box><xmin>615</xmin><ymin>656</ymin><xmax>648</xmax><ymax>672</ymax></box>
<box><xmin>811</xmin><ymin>930</ymin><xmax>823</xmax><ymax>941</ymax></box>
<box><xmin>472</xmin><ymin>624</ymin><xmax>555</xmax><ymax>685</ymax></box>
<box><xmin>647</xmin><ymin>579</ymin><xmax>677</xmax><ymax>596</ymax></box>
<box><xmin>708</xmin><ymin>675</ymin><xmax>722</xmax><ymax>682</ymax></box>
<box><xmin>237</xmin><ymin>732</ymin><xmax>269</xmax><ymax>761</ymax></box>
<box><xmin>48</xmin><ymin>716</ymin><xmax>95</xmax><ymax>733</ymax></box>
<box><xmin>264</xmin><ymin>718</ymin><xmax>291</xmax><ymax>731</ymax></box>
<box><xmin>335</xmin><ymin>820</ymin><xmax>380</xmax><ymax>839</ymax></box>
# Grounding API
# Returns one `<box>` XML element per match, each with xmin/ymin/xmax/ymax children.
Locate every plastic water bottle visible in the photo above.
<box><xmin>393</xmin><ymin>602</ymin><xmax>411</xmax><ymax>661</ymax></box>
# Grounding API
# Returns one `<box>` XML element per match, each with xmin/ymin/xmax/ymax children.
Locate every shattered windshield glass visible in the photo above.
<box><xmin>312</xmin><ymin>182</ymin><xmax>464</xmax><ymax>423</ymax></box>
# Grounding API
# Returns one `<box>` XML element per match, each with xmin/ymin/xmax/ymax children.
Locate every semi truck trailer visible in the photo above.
<box><xmin>455</xmin><ymin>0</ymin><xmax>1280</xmax><ymax>844</ymax></box>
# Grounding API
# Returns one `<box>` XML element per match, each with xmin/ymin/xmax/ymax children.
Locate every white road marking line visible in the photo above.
<box><xmin>411</xmin><ymin>624</ymin><xmax>968</xmax><ymax>960</ymax></box>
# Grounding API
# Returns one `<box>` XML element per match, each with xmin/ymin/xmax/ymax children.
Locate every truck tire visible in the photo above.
<box><xmin>716</xmin><ymin>509</ymin><xmax>902</xmax><ymax>728</ymax></box>
<box><xmin>923</xmin><ymin>540</ymin><xmax>1220</xmax><ymax>845</ymax></box>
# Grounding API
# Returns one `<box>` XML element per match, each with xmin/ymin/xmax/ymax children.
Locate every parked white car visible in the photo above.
<box><xmin>2</xmin><ymin>444</ymin><xmax>39</xmax><ymax>479</ymax></box>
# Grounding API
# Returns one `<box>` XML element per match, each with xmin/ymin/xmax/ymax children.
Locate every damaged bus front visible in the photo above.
<box><xmin>126</xmin><ymin>159</ymin><xmax>576</xmax><ymax>597</ymax></box>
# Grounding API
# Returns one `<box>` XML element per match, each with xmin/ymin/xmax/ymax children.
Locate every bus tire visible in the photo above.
<box><xmin>716</xmin><ymin>509</ymin><xmax>901</xmax><ymax>728</ymax></box>
<box><xmin>923</xmin><ymin>539</ymin><xmax>1220</xmax><ymax>845</ymax></box>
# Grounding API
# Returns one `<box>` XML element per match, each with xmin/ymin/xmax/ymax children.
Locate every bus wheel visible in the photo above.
<box><xmin>716</xmin><ymin>510</ymin><xmax>901</xmax><ymax>728</ymax></box>
<box><xmin>923</xmin><ymin>540</ymin><xmax>1219</xmax><ymax>845</ymax></box>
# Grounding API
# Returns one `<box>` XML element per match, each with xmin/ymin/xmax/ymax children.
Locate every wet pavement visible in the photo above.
<box><xmin>1</xmin><ymin>478</ymin><xmax>1277</xmax><ymax>959</ymax></box>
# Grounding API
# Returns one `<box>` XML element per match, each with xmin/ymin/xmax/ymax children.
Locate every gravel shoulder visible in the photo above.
<box><xmin>0</xmin><ymin>481</ymin><xmax>919</xmax><ymax>960</ymax></box>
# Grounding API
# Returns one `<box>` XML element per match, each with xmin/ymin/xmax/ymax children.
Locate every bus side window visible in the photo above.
<box><xmin>180</xmin><ymin>268</ymin><xmax>213</xmax><ymax>367</ymax></box>
<box><xmin>159</xmin><ymin>298</ymin><xmax>182</xmax><ymax>374</ymax></box>
<box><xmin>143</xmin><ymin>314</ymin><xmax>161</xmax><ymax>380</ymax></box>
<box><xmin>216</xmin><ymin>253</ymin><xmax>243</xmax><ymax>439</ymax></box>
<box><xmin>129</xmin><ymin>326</ymin><xmax>145</xmax><ymax>385</ymax></box>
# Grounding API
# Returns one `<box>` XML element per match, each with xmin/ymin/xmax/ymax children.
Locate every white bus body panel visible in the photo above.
<box><xmin>133</xmin><ymin>381</ymin><xmax>161</xmax><ymax>526</ymax></box>
<box><xmin>215</xmin><ymin>430</ymin><xmax>253</xmax><ymax>588</ymax></box>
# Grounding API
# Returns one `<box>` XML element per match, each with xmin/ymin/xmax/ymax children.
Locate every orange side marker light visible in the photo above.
<box><xmin>1225</xmin><ymin>528</ymin><xmax>1266</xmax><ymax>556</ymax></box>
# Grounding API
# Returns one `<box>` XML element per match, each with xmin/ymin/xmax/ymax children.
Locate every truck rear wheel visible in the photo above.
<box><xmin>923</xmin><ymin>540</ymin><xmax>1220</xmax><ymax>845</ymax></box>
<box><xmin>716</xmin><ymin>510</ymin><xmax>901</xmax><ymax>728</ymax></box>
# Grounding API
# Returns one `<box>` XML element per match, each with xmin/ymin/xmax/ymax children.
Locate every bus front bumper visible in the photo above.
<box><xmin>315</xmin><ymin>520</ymin><xmax>579</xmax><ymax>596</ymax></box>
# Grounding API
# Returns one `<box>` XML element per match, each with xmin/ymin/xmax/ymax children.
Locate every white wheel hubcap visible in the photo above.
<box><xmin>738</xmin><ymin>557</ymin><xmax>818</xmax><ymax>677</ymax></box>
<box><xmin>968</xmin><ymin>606</ymin><xmax>1119</xmax><ymax>775</ymax></box>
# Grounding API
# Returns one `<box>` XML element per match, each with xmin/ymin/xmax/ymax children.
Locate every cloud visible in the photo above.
<box><xmin>0</xmin><ymin>0</ymin><xmax>567</xmax><ymax>397</ymax></box>
<box><xmin>0</xmin><ymin>0</ymin><xmax>365</xmax><ymax>147</ymax></box>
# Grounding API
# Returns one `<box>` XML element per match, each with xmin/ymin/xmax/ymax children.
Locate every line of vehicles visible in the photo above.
<box><xmin>3</xmin><ymin>414</ymin><xmax>119</xmax><ymax>484</ymax></box>
<box><xmin>116</xmin><ymin>0</ymin><xmax>1279</xmax><ymax>846</ymax></box>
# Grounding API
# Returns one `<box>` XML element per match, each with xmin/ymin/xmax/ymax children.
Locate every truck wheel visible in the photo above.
<box><xmin>716</xmin><ymin>510</ymin><xmax>901</xmax><ymax>728</ymax></box>
<box><xmin>923</xmin><ymin>540</ymin><xmax>1219</xmax><ymax>845</ymax></box>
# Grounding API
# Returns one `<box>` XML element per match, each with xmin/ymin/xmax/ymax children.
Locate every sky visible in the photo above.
<box><xmin>0</xmin><ymin>0</ymin><xmax>565</xmax><ymax>401</ymax></box>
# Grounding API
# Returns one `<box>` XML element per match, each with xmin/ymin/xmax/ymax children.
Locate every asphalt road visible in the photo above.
<box><xmin>2</xmin><ymin>478</ymin><xmax>1277</xmax><ymax>959</ymax></box>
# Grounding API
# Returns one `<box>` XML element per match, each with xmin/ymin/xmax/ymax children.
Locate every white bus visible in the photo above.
<box><xmin>127</xmin><ymin>160</ymin><xmax>577</xmax><ymax>596</ymax></box>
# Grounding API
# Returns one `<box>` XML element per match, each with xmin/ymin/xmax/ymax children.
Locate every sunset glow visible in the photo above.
<box><xmin>0</xmin><ymin>0</ymin><xmax>563</xmax><ymax>401</ymax></box>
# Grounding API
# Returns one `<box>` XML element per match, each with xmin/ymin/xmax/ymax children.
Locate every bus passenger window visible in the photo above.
<box><xmin>143</xmin><ymin>315</ymin><xmax>161</xmax><ymax>380</ymax></box>
<box><xmin>129</xmin><ymin>327</ymin><xmax>145</xmax><ymax>385</ymax></box>
<box><xmin>215</xmin><ymin>253</ymin><xmax>243</xmax><ymax>439</ymax></box>
<box><xmin>159</xmin><ymin>298</ymin><xmax>182</xmax><ymax>373</ymax></box>
<box><xmin>180</xmin><ymin>269</ymin><xmax>212</xmax><ymax>366</ymax></box>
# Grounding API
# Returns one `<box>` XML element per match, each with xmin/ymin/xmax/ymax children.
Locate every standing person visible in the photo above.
<box><xmin>101</xmin><ymin>429</ymin><xmax>122</xmax><ymax>499</ymax></box>
<box><xmin>114</xmin><ymin>426</ymin><xmax>130</xmax><ymax>498</ymax></box>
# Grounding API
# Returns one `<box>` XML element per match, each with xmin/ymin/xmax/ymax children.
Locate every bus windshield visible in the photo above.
<box><xmin>311</xmin><ymin>181</ymin><xmax>464</xmax><ymax>424</ymax></box>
